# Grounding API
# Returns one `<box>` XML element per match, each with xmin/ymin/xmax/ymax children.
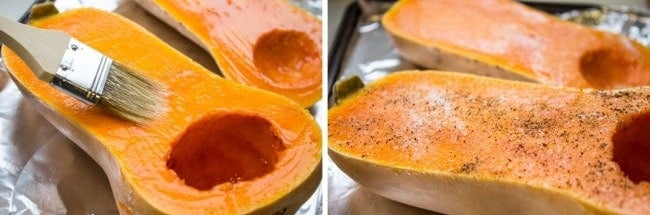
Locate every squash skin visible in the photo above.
<box><xmin>388</xmin><ymin>32</ymin><xmax>536</xmax><ymax>83</ymax></box>
<box><xmin>382</xmin><ymin>0</ymin><xmax>650</xmax><ymax>89</ymax></box>
<box><xmin>133</xmin><ymin>0</ymin><xmax>323</xmax><ymax>107</ymax></box>
<box><xmin>330</xmin><ymin>153</ymin><xmax>608</xmax><ymax>215</ymax></box>
<box><xmin>329</xmin><ymin>71</ymin><xmax>650</xmax><ymax>214</ymax></box>
<box><xmin>2</xmin><ymin>8</ymin><xmax>321</xmax><ymax>214</ymax></box>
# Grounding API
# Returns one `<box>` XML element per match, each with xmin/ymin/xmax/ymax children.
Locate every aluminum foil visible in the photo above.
<box><xmin>0</xmin><ymin>0</ymin><xmax>323</xmax><ymax>214</ymax></box>
<box><xmin>328</xmin><ymin>1</ymin><xmax>650</xmax><ymax>214</ymax></box>
<box><xmin>559</xmin><ymin>6</ymin><xmax>650</xmax><ymax>46</ymax></box>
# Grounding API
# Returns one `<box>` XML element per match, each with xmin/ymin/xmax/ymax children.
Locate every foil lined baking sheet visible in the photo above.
<box><xmin>327</xmin><ymin>1</ymin><xmax>650</xmax><ymax>214</ymax></box>
<box><xmin>0</xmin><ymin>0</ymin><xmax>323</xmax><ymax>214</ymax></box>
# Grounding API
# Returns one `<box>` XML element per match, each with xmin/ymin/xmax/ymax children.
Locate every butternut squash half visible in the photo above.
<box><xmin>382</xmin><ymin>0</ymin><xmax>650</xmax><ymax>89</ymax></box>
<box><xmin>329</xmin><ymin>71</ymin><xmax>650</xmax><ymax>214</ymax></box>
<box><xmin>1</xmin><ymin>8</ymin><xmax>321</xmax><ymax>214</ymax></box>
<box><xmin>133</xmin><ymin>0</ymin><xmax>322</xmax><ymax>107</ymax></box>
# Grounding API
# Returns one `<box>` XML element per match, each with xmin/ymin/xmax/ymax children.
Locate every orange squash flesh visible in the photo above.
<box><xmin>382</xmin><ymin>0</ymin><xmax>650</xmax><ymax>89</ymax></box>
<box><xmin>2</xmin><ymin>8</ymin><xmax>321</xmax><ymax>214</ymax></box>
<box><xmin>136</xmin><ymin>0</ymin><xmax>323</xmax><ymax>107</ymax></box>
<box><xmin>329</xmin><ymin>71</ymin><xmax>650</xmax><ymax>214</ymax></box>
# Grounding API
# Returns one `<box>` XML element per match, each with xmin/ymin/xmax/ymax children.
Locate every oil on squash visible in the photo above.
<box><xmin>133</xmin><ymin>0</ymin><xmax>322</xmax><ymax>107</ymax></box>
<box><xmin>382</xmin><ymin>0</ymin><xmax>650</xmax><ymax>89</ymax></box>
<box><xmin>329</xmin><ymin>71</ymin><xmax>650</xmax><ymax>214</ymax></box>
<box><xmin>1</xmin><ymin>8</ymin><xmax>321</xmax><ymax>214</ymax></box>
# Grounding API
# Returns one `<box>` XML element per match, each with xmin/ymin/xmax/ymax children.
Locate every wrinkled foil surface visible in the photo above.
<box><xmin>559</xmin><ymin>5</ymin><xmax>650</xmax><ymax>46</ymax></box>
<box><xmin>328</xmin><ymin>1</ymin><xmax>650</xmax><ymax>214</ymax></box>
<box><xmin>0</xmin><ymin>0</ymin><xmax>323</xmax><ymax>214</ymax></box>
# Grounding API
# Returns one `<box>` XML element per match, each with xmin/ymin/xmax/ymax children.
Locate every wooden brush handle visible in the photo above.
<box><xmin>0</xmin><ymin>15</ymin><xmax>70</xmax><ymax>81</ymax></box>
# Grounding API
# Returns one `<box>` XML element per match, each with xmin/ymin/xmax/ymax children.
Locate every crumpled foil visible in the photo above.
<box><xmin>0</xmin><ymin>59</ymin><xmax>118</xmax><ymax>214</ymax></box>
<box><xmin>559</xmin><ymin>6</ymin><xmax>650</xmax><ymax>46</ymax></box>
<box><xmin>0</xmin><ymin>0</ymin><xmax>323</xmax><ymax>214</ymax></box>
<box><xmin>328</xmin><ymin>1</ymin><xmax>650</xmax><ymax>215</ymax></box>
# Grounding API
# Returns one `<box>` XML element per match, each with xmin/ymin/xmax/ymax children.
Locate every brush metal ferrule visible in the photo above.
<box><xmin>51</xmin><ymin>38</ymin><xmax>112</xmax><ymax>104</ymax></box>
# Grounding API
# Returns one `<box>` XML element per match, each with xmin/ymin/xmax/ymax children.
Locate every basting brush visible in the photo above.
<box><xmin>0</xmin><ymin>15</ymin><xmax>163</xmax><ymax>124</ymax></box>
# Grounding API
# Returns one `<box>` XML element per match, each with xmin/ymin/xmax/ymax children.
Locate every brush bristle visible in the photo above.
<box><xmin>98</xmin><ymin>62</ymin><xmax>165</xmax><ymax>124</ymax></box>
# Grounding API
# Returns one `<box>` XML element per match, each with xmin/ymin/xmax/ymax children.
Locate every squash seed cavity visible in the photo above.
<box><xmin>579</xmin><ymin>47</ymin><xmax>631</xmax><ymax>89</ymax></box>
<box><xmin>253</xmin><ymin>29</ymin><xmax>321</xmax><ymax>89</ymax></box>
<box><xmin>167</xmin><ymin>112</ymin><xmax>285</xmax><ymax>190</ymax></box>
<box><xmin>612</xmin><ymin>112</ymin><xmax>650</xmax><ymax>184</ymax></box>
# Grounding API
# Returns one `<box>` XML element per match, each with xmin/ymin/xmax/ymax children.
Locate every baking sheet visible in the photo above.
<box><xmin>0</xmin><ymin>0</ymin><xmax>323</xmax><ymax>214</ymax></box>
<box><xmin>327</xmin><ymin>1</ymin><xmax>650</xmax><ymax>214</ymax></box>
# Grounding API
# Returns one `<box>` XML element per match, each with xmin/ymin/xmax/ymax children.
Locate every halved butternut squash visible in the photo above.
<box><xmin>133</xmin><ymin>0</ymin><xmax>322</xmax><ymax>107</ymax></box>
<box><xmin>329</xmin><ymin>71</ymin><xmax>650</xmax><ymax>214</ymax></box>
<box><xmin>2</xmin><ymin>8</ymin><xmax>321</xmax><ymax>214</ymax></box>
<box><xmin>382</xmin><ymin>0</ymin><xmax>650</xmax><ymax>89</ymax></box>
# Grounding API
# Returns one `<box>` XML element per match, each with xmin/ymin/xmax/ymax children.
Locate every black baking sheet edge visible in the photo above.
<box><xmin>328</xmin><ymin>1</ymin><xmax>361</xmax><ymax>105</ymax></box>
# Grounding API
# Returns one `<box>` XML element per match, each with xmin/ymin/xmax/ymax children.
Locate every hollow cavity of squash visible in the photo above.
<box><xmin>579</xmin><ymin>47</ymin><xmax>633</xmax><ymax>89</ymax></box>
<box><xmin>253</xmin><ymin>29</ymin><xmax>321</xmax><ymax>89</ymax></box>
<box><xmin>167</xmin><ymin>112</ymin><xmax>285</xmax><ymax>190</ymax></box>
<box><xmin>613</xmin><ymin>112</ymin><xmax>650</xmax><ymax>184</ymax></box>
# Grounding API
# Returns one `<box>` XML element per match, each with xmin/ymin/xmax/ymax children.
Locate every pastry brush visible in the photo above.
<box><xmin>0</xmin><ymin>15</ymin><xmax>163</xmax><ymax>124</ymax></box>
